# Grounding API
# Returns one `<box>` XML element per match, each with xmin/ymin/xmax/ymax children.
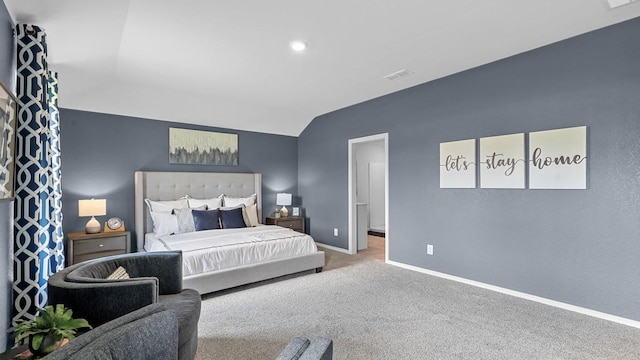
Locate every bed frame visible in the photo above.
<box><xmin>134</xmin><ymin>171</ymin><xmax>325</xmax><ymax>294</ymax></box>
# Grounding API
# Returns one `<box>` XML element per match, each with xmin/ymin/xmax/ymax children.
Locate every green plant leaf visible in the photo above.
<box><xmin>31</xmin><ymin>333</ymin><xmax>44</xmax><ymax>350</ymax></box>
<box><xmin>13</xmin><ymin>304</ymin><xmax>92</xmax><ymax>345</ymax></box>
<box><xmin>62</xmin><ymin>318</ymin><xmax>91</xmax><ymax>329</ymax></box>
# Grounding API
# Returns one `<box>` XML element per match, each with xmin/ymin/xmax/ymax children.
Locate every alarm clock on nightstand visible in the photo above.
<box><xmin>104</xmin><ymin>217</ymin><xmax>125</xmax><ymax>232</ymax></box>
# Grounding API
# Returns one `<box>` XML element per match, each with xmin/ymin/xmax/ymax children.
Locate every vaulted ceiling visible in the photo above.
<box><xmin>5</xmin><ymin>1</ymin><xmax>640</xmax><ymax>136</ymax></box>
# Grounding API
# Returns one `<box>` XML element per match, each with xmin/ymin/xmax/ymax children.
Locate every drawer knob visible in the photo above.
<box><xmin>99</xmin><ymin>243</ymin><xmax>104</xmax><ymax>247</ymax></box>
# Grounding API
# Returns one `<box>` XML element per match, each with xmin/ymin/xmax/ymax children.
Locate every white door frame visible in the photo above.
<box><xmin>348</xmin><ymin>133</ymin><xmax>389</xmax><ymax>261</ymax></box>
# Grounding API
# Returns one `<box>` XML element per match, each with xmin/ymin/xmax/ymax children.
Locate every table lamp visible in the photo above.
<box><xmin>276</xmin><ymin>193</ymin><xmax>292</xmax><ymax>217</ymax></box>
<box><xmin>78</xmin><ymin>199</ymin><xmax>106</xmax><ymax>234</ymax></box>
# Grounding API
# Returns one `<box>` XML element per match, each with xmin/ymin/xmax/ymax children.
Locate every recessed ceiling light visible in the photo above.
<box><xmin>383</xmin><ymin>69</ymin><xmax>412</xmax><ymax>80</ymax></box>
<box><xmin>607</xmin><ymin>0</ymin><xmax>637</xmax><ymax>8</ymax></box>
<box><xmin>290</xmin><ymin>40</ymin><xmax>307</xmax><ymax>52</ymax></box>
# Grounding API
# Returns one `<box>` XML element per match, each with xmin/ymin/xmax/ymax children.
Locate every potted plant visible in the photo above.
<box><xmin>14</xmin><ymin>304</ymin><xmax>92</xmax><ymax>357</ymax></box>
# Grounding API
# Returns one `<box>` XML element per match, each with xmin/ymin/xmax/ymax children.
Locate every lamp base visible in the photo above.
<box><xmin>280</xmin><ymin>205</ymin><xmax>289</xmax><ymax>217</ymax></box>
<box><xmin>85</xmin><ymin>216</ymin><xmax>101</xmax><ymax>234</ymax></box>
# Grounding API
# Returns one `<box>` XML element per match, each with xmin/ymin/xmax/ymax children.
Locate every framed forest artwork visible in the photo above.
<box><xmin>169</xmin><ymin>127</ymin><xmax>238</xmax><ymax>166</ymax></box>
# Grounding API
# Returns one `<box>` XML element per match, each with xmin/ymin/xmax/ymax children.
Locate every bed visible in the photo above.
<box><xmin>134</xmin><ymin>171</ymin><xmax>325</xmax><ymax>295</ymax></box>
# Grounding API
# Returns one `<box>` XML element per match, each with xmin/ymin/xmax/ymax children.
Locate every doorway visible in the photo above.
<box><xmin>348</xmin><ymin>133</ymin><xmax>388</xmax><ymax>261</ymax></box>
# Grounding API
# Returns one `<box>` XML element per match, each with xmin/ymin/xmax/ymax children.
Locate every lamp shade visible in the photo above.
<box><xmin>276</xmin><ymin>193</ymin><xmax>292</xmax><ymax>206</ymax></box>
<box><xmin>78</xmin><ymin>199</ymin><xmax>106</xmax><ymax>217</ymax></box>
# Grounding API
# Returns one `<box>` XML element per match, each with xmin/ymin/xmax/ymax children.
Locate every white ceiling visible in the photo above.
<box><xmin>4</xmin><ymin>1</ymin><xmax>640</xmax><ymax>136</ymax></box>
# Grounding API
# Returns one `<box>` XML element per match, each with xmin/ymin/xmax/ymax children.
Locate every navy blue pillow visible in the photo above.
<box><xmin>192</xmin><ymin>209</ymin><xmax>220</xmax><ymax>231</ymax></box>
<box><xmin>220</xmin><ymin>207</ymin><xmax>247</xmax><ymax>229</ymax></box>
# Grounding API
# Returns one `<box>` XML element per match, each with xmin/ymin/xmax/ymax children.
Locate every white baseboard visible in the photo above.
<box><xmin>316</xmin><ymin>242</ymin><xmax>351</xmax><ymax>254</ymax></box>
<box><xmin>387</xmin><ymin>260</ymin><xmax>640</xmax><ymax>329</ymax></box>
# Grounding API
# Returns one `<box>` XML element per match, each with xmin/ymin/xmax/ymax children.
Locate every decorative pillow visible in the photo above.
<box><xmin>107</xmin><ymin>266</ymin><xmax>130</xmax><ymax>280</ymax></box>
<box><xmin>192</xmin><ymin>209</ymin><xmax>221</xmax><ymax>231</ymax></box>
<box><xmin>223</xmin><ymin>193</ymin><xmax>256</xmax><ymax>207</ymax></box>
<box><xmin>145</xmin><ymin>198</ymin><xmax>189</xmax><ymax>213</ymax></box>
<box><xmin>220</xmin><ymin>207</ymin><xmax>247</xmax><ymax>229</ymax></box>
<box><xmin>173</xmin><ymin>205</ymin><xmax>206</xmax><ymax>234</ymax></box>
<box><xmin>150</xmin><ymin>211</ymin><xmax>179</xmax><ymax>236</ymax></box>
<box><xmin>246</xmin><ymin>204</ymin><xmax>259</xmax><ymax>227</ymax></box>
<box><xmin>220</xmin><ymin>204</ymin><xmax>251</xmax><ymax>228</ymax></box>
<box><xmin>188</xmin><ymin>194</ymin><xmax>224</xmax><ymax>210</ymax></box>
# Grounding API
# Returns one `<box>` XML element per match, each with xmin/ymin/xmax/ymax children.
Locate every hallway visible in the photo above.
<box><xmin>358</xmin><ymin>235</ymin><xmax>385</xmax><ymax>260</ymax></box>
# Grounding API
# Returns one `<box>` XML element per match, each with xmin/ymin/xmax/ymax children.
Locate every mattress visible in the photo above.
<box><xmin>147</xmin><ymin>225</ymin><xmax>319</xmax><ymax>277</ymax></box>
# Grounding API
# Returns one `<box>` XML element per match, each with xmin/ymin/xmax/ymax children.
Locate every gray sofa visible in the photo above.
<box><xmin>47</xmin><ymin>251</ymin><xmax>200</xmax><ymax>360</ymax></box>
<box><xmin>41</xmin><ymin>308</ymin><xmax>332</xmax><ymax>360</ymax></box>
<box><xmin>277</xmin><ymin>337</ymin><xmax>333</xmax><ymax>360</ymax></box>
<box><xmin>44</xmin><ymin>303</ymin><xmax>178</xmax><ymax>360</ymax></box>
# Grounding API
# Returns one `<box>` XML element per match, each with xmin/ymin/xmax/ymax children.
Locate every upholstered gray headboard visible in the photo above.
<box><xmin>134</xmin><ymin>171</ymin><xmax>262</xmax><ymax>252</ymax></box>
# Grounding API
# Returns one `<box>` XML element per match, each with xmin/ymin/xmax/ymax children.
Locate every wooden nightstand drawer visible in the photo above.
<box><xmin>265</xmin><ymin>216</ymin><xmax>305</xmax><ymax>233</ymax></box>
<box><xmin>73</xmin><ymin>249</ymin><xmax>128</xmax><ymax>265</ymax></box>
<box><xmin>67</xmin><ymin>231</ymin><xmax>131</xmax><ymax>266</ymax></box>
<box><xmin>277</xmin><ymin>219</ymin><xmax>303</xmax><ymax>231</ymax></box>
<box><xmin>74</xmin><ymin>236</ymin><xmax>127</xmax><ymax>255</ymax></box>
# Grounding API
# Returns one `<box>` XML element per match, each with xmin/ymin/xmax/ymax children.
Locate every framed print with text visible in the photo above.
<box><xmin>440</xmin><ymin>139</ymin><xmax>476</xmax><ymax>188</ymax></box>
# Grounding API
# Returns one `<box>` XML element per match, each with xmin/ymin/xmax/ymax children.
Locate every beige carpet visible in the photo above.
<box><xmin>195</xmin><ymin>249</ymin><xmax>640</xmax><ymax>359</ymax></box>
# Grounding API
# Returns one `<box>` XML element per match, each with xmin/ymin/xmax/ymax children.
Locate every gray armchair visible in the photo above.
<box><xmin>44</xmin><ymin>303</ymin><xmax>178</xmax><ymax>360</ymax></box>
<box><xmin>277</xmin><ymin>337</ymin><xmax>333</xmax><ymax>360</ymax></box>
<box><xmin>47</xmin><ymin>251</ymin><xmax>200</xmax><ymax>360</ymax></box>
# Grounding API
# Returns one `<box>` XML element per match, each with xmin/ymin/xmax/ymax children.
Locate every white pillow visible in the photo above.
<box><xmin>188</xmin><ymin>194</ymin><xmax>223</xmax><ymax>209</ymax></box>
<box><xmin>224</xmin><ymin>193</ymin><xmax>256</xmax><ymax>207</ymax></box>
<box><xmin>150</xmin><ymin>212</ymin><xmax>179</xmax><ymax>236</ymax></box>
<box><xmin>145</xmin><ymin>198</ymin><xmax>188</xmax><ymax>213</ymax></box>
<box><xmin>246</xmin><ymin>204</ymin><xmax>259</xmax><ymax>227</ymax></box>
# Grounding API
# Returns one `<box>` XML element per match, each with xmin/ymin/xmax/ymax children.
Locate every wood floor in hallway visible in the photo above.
<box><xmin>358</xmin><ymin>235</ymin><xmax>385</xmax><ymax>260</ymax></box>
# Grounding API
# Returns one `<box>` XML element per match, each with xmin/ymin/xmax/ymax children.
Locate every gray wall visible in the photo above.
<box><xmin>298</xmin><ymin>17</ymin><xmax>640</xmax><ymax>321</ymax></box>
<box><xmin>0</xmin><ymin>1</ymin><xmax>14</xmax><ymax>351</ymax></box>
<box><xmin>60</xmin><ymin>109</ymin><xmax>298</xmax><ymax>251</ymax></box>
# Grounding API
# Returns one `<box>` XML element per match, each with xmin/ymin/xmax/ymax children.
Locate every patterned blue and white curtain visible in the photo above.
<box><xmin>13</xmin><ymin>24</ymin><xmax>64</xmax><ymax>324</ymax></box>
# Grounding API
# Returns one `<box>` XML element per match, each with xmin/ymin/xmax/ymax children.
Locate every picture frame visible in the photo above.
<box><xmin>529</xmin><ymin>126</ymin><xmax>587</xmax><ymax>189</ymax></box>
<box><xmin>479</xmin><ymin>133</ymin><xmax>525</xmax><ymax>189</ymax></box>
<box><xmin>169</xmin><ymin>127</ymin><xmax>238</xmax><ymax>166</ymax></box>
<box><xmin>292</xmin><ymin>207</ymin><xmax>300</xmax><ymax>217</ymax></box>
<box><xmin>440</xmin><ymin>138</ymin><xmax>476</xmax><ymax>188</ymax></box>
<box><xmin>0</xmin><ymin>81</ymin><xmax>18</xmax><ymax>200</ymax></box>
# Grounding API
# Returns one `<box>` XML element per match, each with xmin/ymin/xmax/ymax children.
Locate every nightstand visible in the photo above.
<box><xmin>265</xmin><ymin>216</ymin><xmax>305</xmax><ymax>233</ymax></box>
<box><xmin>67</xmin><ymin>231</ymin><xmax>131</xmax><ymax>266</ymax></box>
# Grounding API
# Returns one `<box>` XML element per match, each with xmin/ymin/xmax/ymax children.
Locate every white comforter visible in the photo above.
<box><xmin>148</xmin><ymin>225</ymin><xmax>318</xmax><ymax>277</ymax></box>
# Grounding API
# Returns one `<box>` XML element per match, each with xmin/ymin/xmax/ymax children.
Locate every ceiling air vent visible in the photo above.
<box><xmin>606</xmin><ymin>0</ymin><xmax>637</xmax><ymax>9</ymax></box>
<box><xmin>384</xmin><ymin>69</ymin><xmax>412</xmax><ymax>80</ymax></box>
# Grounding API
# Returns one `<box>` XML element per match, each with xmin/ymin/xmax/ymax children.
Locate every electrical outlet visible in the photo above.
<box><xmin>333</xmin><ymin>228</ymin><xmax>338</xmax><ymax>236</ymax></box>
<box><xmin>427</xmin><ymin>244</ymin><xmax>434</xmax><ymax>255</ymax></box>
